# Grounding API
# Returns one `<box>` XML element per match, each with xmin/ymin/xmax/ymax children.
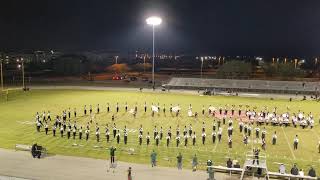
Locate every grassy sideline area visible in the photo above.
<box><xmin>0</xmin><ymin>89</ymin><xmax>319</xmax><ymax>174</ymax></box>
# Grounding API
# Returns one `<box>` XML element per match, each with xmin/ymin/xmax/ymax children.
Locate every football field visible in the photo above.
<box><xmin>0</xmin><ymin>88</ymin><xmax>319</xmax><ymax>174</ymax></box>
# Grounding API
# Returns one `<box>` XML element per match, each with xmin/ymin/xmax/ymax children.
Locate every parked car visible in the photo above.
<box><xmin>161</xmin><ymin>85</ymin><xmax>166</xmax><ymax>91</ymax></box>
<box><xmin>129</xmin><ymin>77</ymin><xmax>137</xmax><ymax>81</ymax></box>
<box><xmin>141</xmin><ymin>77</ymin><xmax>148</xmax><ymax>82</ymax></box>
<box><xmin>112</xmin><ymin>75</ymin><xmax>123</xmax><ymax>80</ymax></box>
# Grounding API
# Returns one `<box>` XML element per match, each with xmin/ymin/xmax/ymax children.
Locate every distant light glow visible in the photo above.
<box><xmin>146</xmin><ymin>16</ymin><xmax>162</xmax><ymax>26</ymax></box>
<box><xmin>256</xmin><ymin>57</ymin><xmax>263</xmax><ymax>61</ymax></box>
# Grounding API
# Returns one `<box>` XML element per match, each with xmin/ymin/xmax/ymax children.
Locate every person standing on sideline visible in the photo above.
<box><xmin>127</xmin><ymin>167</ymin><xmax>132</xmax><ymax>180</ymax></box>
<box><xmin>109</xmin><ymin>146</ymin><xmax>116</xmax><ymax>164</ymax></box>
<box><xmin>192</xmin><ymin>154</ymin><xmax>198</xmax><ymax>172</ymax></box>
<box><xmin>177</xmin><ymin>153</ymin><xmax>183</xmax><ymax>170</ymax></box>
<box><xmin>207</xmin><ymin>160</ymin><xmax>215</xmax><ymax>180</ymax></box>
<box><xmin>150</xmin><ymin>150</ymin><xmax>157</xmax><ymax>167</ymax></box>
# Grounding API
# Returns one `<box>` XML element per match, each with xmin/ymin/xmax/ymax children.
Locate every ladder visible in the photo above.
<box><xmin>240</xmin><ymin>151</ymin><xmax>269</xmax><ymax>180</ymax></box>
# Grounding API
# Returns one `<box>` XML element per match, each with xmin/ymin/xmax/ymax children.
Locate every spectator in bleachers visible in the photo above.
<box><xmin>192</xmin><ymin>154</ymin><xmax>198</xmax><ymax>171</ymax></box>
<box><xmin>299</xmin><ymin>169</ymin><xmax>304</xmax><ymax>178</ymax></box>
<box><xmin>308</xmin><ymin>167</ymin><xmax>316</xmax><ymax>177</ymax></box>
<box><xmin>226</xmin><ymin>158</ymin><xmax>232</xmax><ymax>168</ymax></box>
<box><xmin>290</xmin><ymin>164</ymin><xmax>299</xmax><ymax>175</ymax></box>
<box><xmin>279</xmin><ymin>163</ymin><xmax>286</xmax><ymax>174</ymax></box>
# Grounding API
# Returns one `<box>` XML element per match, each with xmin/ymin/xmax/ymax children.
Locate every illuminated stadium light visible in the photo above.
<box><xmin>146</xmin><ymin>16</ymin><xmax>162</xmax><ymax>26</ymax></box>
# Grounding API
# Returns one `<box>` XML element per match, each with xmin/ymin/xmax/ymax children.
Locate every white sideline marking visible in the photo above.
<box><xmin>281</xmin><ymin>127</ymin><xmax>296</xmax><ymax>159</ymax></box>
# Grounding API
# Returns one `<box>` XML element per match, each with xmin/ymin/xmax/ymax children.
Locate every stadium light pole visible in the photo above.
<box><xmin>115</xmin><ymin>56</ymin><xmax>119</xmax><ymax>64</ymax></box>
<box><xmin>146</xmin><ymin>16</ymin><xmax>162</xmax><ymax>89</ymax></box>
<box><xmin>143</xmin><ymin>54</ymin><xmax>146</xmax><ymax>73</ymax></box>
<box><xmin>0</xmin><ymin>58</ymin><xmax>3</xmax><ymax>91</ymax></box>
<box><xmin>17</xmin><ymin>58</ymin><xmax>25</xmax><ymax>89</ymax></box>
<box><xmin>22</xmin><ymin>58</ymin><xmax>25</xmax><ymax>89</ymax></box>
<box><xmin>200</xmin><ymin>57</ymin><xmax>204</xmax><ymax>78</ymax></box>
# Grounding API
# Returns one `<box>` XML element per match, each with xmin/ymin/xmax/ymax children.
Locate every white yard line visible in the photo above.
<box><xmin>281</xmin><ymin>127</ymin><xmax>296</xmax><ymax>160</ymax></box>
<box><xmin>213</xmin><ymin>128</ymin><xmax>222</xmax><ymax>152</ymax></box>
<box><xmin>213</xmin><ymin>140</ymin><xmax>219</xmax><ymax>152</ymax></box>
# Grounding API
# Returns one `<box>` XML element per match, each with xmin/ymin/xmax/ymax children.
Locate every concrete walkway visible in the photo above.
<box><xmin>0</xmin><ymin>148</ymin><xmax>247</xmax><ymax>180</ymax></box>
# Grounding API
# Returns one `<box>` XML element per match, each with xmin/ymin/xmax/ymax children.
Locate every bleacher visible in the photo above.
<box><xmin>166</xmin><ymin>78</ymin><xmax>320</xmax><ymax>94</ymax></box>
<box><xmin>210</xmin><ymin>166</ymin><xmax>317</xmax><ymax>180</ymax></box>
<box><xmin>208</xmin><ymin>151</ymin><xmax>318</xmax><ymax>180</ymax></box>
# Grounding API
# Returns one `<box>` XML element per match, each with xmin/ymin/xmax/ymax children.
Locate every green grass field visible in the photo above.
<box><xmin>0</xmin><ymin>89</ymin><xmax>320</xmax><ymax>174</ymax></box>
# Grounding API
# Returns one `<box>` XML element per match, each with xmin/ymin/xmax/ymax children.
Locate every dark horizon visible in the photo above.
<box><xmin>1</xmin><ymin>0</ymin><xmax>320</xmax><ymax>56</ymax></box>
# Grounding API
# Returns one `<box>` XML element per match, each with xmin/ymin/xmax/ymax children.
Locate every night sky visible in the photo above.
<box><xmin>1</xmin><ymin>0</ymin><xmax>320</xmax><ymax>56</ymax></box>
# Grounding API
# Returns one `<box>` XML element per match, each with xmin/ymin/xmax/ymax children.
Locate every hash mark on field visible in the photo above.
<box><xmin>281</xmin><ymin>127</ymin><xmax>296</xmax><ymax>160</ymax></box>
